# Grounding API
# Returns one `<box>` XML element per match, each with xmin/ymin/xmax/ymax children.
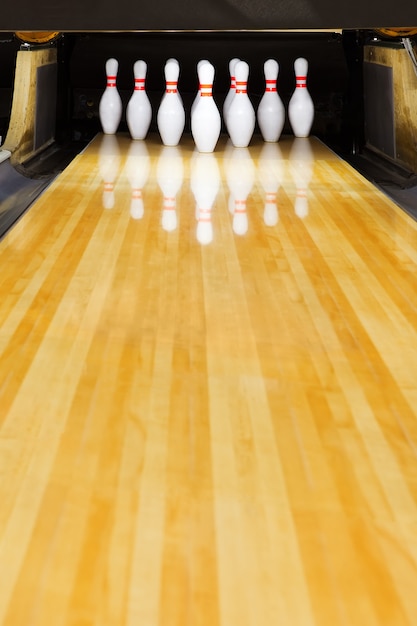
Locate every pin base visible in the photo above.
<box><xmin>0</xmin><ymin>149</ymin><xmax>12</xmax><ymax>164</ymax></box>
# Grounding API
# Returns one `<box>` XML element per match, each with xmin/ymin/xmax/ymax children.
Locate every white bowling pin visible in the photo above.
<box><xmin>223</xmin><ymin>57</ymin><xmax>240</xmax><ymax>131</ymax></box>
<box><xmin>124</xmin><ymin>139</ymin><xmax>150</xmax><ymax>219</ymax></box>
<box><xmin>191</xmin><ymin>61</ymin><xmax>221</xmax><ymax>153</ymax></box>
<box><xmin>191</xmin><ymin>59</ymin><xmax>209</xmax><ymax>116</ymax></box>
<box><xmin>257</xmin><ymin>59</ymin><xmax>285</xmax><ymax>143</ymax></box>
<box><xmin>226</xmin><ymin>61</ymin><xmax>255</xmax><ymax>149</ymax></box>
<box><xmin>0</xmin><ymin>141</ymin><xmax>11</xmax><ymax>164</ymax></box>
<box><xmin>288</xmin><ymin>57</ymin><xmax>314</xmax><ymax>138</ymax></box>
<box><xmin>289</xmin><ymin>137</ymin><xmax>314</xmax><ymax>218</ymax></box>
<box><xmin>126</xmin><ymin>60</ymin><xmax>152</xmax><ymax>141</ymax></box>
<box><xmin>156</xmin><ymin>145</ymin><xmax>184</xmax><ymax>231</ymax></box>
<box><xmin>99</xmin><ymin>58</ymin><xmax>123</xmax><ymax>135</ymax></box>
<box><xmin>258</xmin><ymin>142</ymin><xmax>284</xmax><ymax>226</ymax></box>
<box><xmin>157</xmin><ymin>59</ymin><xmax>185</xmax><ymax>147</ymax></box>
<box><xmin>190</xmin><ymin>151</ymin><xmax>220</xmax><ymax>245</ymax></box>
<box><xmin>98</xmin><ymin>134</ymin><xmax>121</xmax><ymax>209</ymax></box>
<box><xmin>225</xmin><ymin>146</ymin><xmax>255</xmax><ymax>236</ymax></box>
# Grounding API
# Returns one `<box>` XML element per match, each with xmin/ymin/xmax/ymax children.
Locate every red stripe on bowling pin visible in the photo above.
<box><xmin>296</xmin><ymin>75</ymin><xmax>307</xmax><ymax>88</ymax></box>
<box><xmin>107</xmin><ymin>75</ymin><xmax>117</xmax><ymax>88</ymax></box>
<box><xmin>200</xmin><ymin>83</ymin><xmax>213</xmax><ymax>97</ymax></box>
<box><xmin>166</xmin><ymin>81</ymin><xmax>178</xmax><ymax>94</ymax></box>
<box><xmin>265</xmin><ymin>79</ymin><xmax>277</xmax><ymax>92</ymax></box>
<box><xmin>134</xmin><ymin>78</ymin><xmax>145</xmax><ymax>91</ymax></box>
<box><xmin>235</xmin><ymin>80</ymin><xmax>247</xmax><ymax>94</ymax></box>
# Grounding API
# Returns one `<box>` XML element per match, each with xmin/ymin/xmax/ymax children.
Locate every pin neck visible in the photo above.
<box><xmin>296</xmin><ymin>75</ymin><xmax>307</xmax><ymax>88</ymax></box>
<box><xmin>200</xmin><ymin>83</ymin><xmax>213</xmax><ymax>97</ymax></box>
<box><xmin>265</xmin><ymin>79</ymin><xmax>277</xmax><ymax>92</ymax></box>
<box><xmin>107</xmin><ymin>75</ymin><xmax>117</xmax><ymax>88</ymax></box>
<box><xmin>134</xmin><ymin>78</ymin><xmax>145</xmax><ymax>91</ymax></box>
<box><xmin>235</xmin><ymin>80</ymin><xmax>247</xmax><ymax>94</ymax></box>
<box><xmin>166</xmin><ymin>80</ymin><xmax>178</xmax><ymax>94</ymax></box>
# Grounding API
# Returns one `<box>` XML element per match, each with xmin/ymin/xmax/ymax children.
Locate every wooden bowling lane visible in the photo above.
<box><xmin>1</xmin><ymin>132</ymin><xmax>417</xmax><ymax>626</ymax></box>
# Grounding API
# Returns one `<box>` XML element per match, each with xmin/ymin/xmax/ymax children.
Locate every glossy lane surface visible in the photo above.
<box><xmin>1</xmin><ymin>134</ymin><xmax>417</xmax><ymax>626</ymax></box>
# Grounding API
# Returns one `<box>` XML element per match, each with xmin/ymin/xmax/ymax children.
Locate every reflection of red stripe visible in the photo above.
<box><xmin>199</xmin><ymin>209</ymin><xmax>211</xmax><ymax>222</ymax></box>
<box><xmin>234</xmin><ymin>200</ymin><xmax>246</xmax><ymax>213</ymax></box>
<box><xmin>104</xmin><ymin>183</ymin><xmax>114</xmax><ymax>191</ymax></box>
<box><xmin>132</xmin><ymin>189</ymin><xmax>142</xmax><ymax>198</ymax></box>
<box><xmin>164</xmin><ymin>197</ymin><xmax>176</xmax><ymax>206</ymax></box>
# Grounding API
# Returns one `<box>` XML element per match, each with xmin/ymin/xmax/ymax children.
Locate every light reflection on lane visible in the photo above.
<box><xmin>156</xmin><ymin>145</ymin><xmax>184</xmax><ymax>232</ymax></box>
<box><xmin>95</xmin><ymin>134</ymin><xmax>317</xmax><ymax>237</ymax></box>
<box><xmin>124</xmin><ymin>140</ymin><xmax>150</xmax><ymax>220</ymax></box>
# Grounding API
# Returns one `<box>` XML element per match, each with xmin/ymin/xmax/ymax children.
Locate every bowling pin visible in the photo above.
<box><xmin>99</xmin><ymin>58</ymin><xmax>123</xmax><ymax>135</ymax></box>
<box><xmin>288</xmin><ymin>57</ymin><xmax>314</xmax><ymax>138</ymax></box>
<box><xmin>156</xmin><ymin>145</ymin><xmax>184</xmax><ymax>231</ymax></box>
<box><xmin>98</xmin><ymin>134</ymin><xmax>121</xmax><ymax>209</ymax></box>
<box><xmin>223</xmin><ymin>57</ymin><xmax>240</xmax><ymax>130</ymax></box>
<box><xmin>257</xmin><ymin>59</ymin><xmax>285</xmax><ymax>143</ymax></box>
<box><xmin>0</xmin><ymin>135</ymin><xmax>11</xmax><ymax>163</ymax></box>
<box><xmin>124</xmin><ymin>139</ymin><xmax>150</xmax><ymax>219</ymax></box>
<box><xmin>157</xmin><ymin>58</ymin><xmax>185</xmax><ymax>147</ymax></box>
<box><xmin>226</xmin><ymin>61</ymin><xmax>255</xmax><ymax>148</ymax></box>
<box><xmin>191</xmin><ymin>61</ymin><xmax>221</xmax><ymax>153</ymax></box>
<box><xmin>126</xmin><ymin>60</ymin><xmax>152</xmax><ymax>141</ymax></box>
<box><xmin>190</xmin><ymin>151</ymin><xmax>220</xmax><ymax>245</ymax></box>
<box><xmin>191</xmin><ymin>59</ymin><xmax>209</xmax><ymax>116</ymax></box>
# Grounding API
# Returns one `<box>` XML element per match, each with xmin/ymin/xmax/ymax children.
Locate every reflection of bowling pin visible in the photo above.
<box><xmin>191</xmin><ymin>61</ymin><xmax>221</xmax><ymax>153</ymax></box>
<box><xmin>227</xmin><ymin>61</ymin><xmax>255</xmax><ymax>148</ymax></box>
<box><xmin>257</xmin><ymin>59</ymin><xmax>285</xmax><ymax>143</ymax></box>
<box><xmin>190</xmin><ymin>151</ymin><xmax>220</xmax><ymax>245</ymax></box>
<box><xmin>99</xmin><ymin>58</ymin><xmax>123</xmax><ymax>135</ymax></box>
<box><xmin>225</xmin><ymin>146</ymin><xmax>255</xmax><ymax>236</ymax></box>
<box><xmin>191</xmin><ymin>60</ymin><xmax>209</xmax><ymax>116</ymax></box>
<box><xmin>289</xmin><ymin>137</ymin><xmax>314</xmax><ymax>218</ymax></box>
<box><xmin>156</xmin><ymin>145</ymin><xmax>184</xmax><ymax>231</ymax></box>
<box><xmin>157</xmin><ymin>59</ymin><xmax>185</xmax><ymax>147</ymax></box>
<box><xmin>98</xmin><ymin>134</ymin><xmax>121</xmax><ymax>209</ymax></box>
<box><xmin>258</xmin><ymin>142</ymin><xmax>283</xmax><ymax>226</ymax></box>
<box><xmin>223</xmin><ymin>57</ymin><xmax>240</xmax><ymax>132</ymax></box>
<box><xmin>288</xmin><ymin>57</ymin><xmax>314</xmax><ymax>138</ymax></box>
<box><xmin>126</xmin><ymin>60</ymin><xmax>152</xmax><ymax>141</ymax></box>
<box><xmin>124</xmin><ymin>140</ymin><xmax>150</xmax><ymax>219</ymax></box>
